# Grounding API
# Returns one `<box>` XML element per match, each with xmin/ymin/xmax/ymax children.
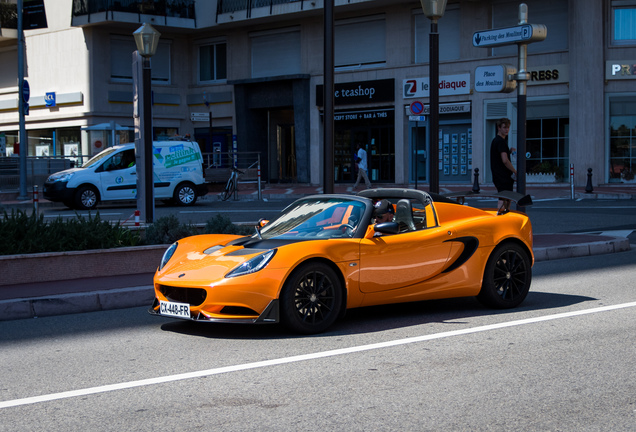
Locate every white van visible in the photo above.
<box><xmin>44</xmin><ymin>140</ymin><xmax>208</xmax><ymax>210</ymax></box>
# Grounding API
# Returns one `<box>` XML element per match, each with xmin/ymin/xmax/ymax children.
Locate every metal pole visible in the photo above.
<box><xmin>17</xmin><ymin>0</ymin><xmax>28</xmax><ymax>200</ymax></box>
<box><xmin>516</xmin><ymin>4</ymin><xmax>529</xmax><ymax>210</ymax></box>
<box><xmin>428</xmin><ymin>19</ymin><xmax>440</xmax><ymax>194</ymax></box>
<box><xmin>142</xmin><ymin>57</ymin><xmax>154</xmax><ymax>223</ymax></box>
<box><xmin>257</xmin><ymin>154</ymin><xmax>262</xmax><ymax>201</ymax></box>
<box><xmin>323</xmin><ymin>0</ymin><xmax>335</xmax><ymax>194</ymax></box>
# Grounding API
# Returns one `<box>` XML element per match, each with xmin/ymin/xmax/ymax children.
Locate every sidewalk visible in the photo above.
<box><xmin>1</xmin><ymin>181</ymin><xmax>636</xmax><ymax>206</ymax></box>
<box><xmin>0</xmin><ymin>182</ymin><xmax>633</xmax><ymax>322</ymax></box>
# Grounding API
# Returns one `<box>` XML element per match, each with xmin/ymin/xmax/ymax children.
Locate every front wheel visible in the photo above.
<box><xmin>174</xmin><ymin>182</ymin><xmax>197</xmax><ymax>206</ymax></box>
<box><xmin>74</xmin><ymin>185</ymin><xmax>99</xmax><ymax>210</ymax></box>
<box><xmin>280</xmin><ymin>262</ymin><xmax>343</xmax><ymax>334</ymax></box>
<box><xmin>477</xmin><ymin>242</ymin><xmax>532</xmax><ymax>309</ymax></box>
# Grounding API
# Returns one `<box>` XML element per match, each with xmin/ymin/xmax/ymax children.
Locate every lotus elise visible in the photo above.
<box><xmin>149</xmin><ymin>188</ymin><xmax>533</xmax><ymax>334</ymax></box>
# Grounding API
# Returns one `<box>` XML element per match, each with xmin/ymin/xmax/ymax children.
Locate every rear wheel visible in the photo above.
<box><xmin>477</xmin><ymin>242</ymin><xmax>531</xmax><ymax>309</ymax></box>
<box><xmin>280</xmin><ymin>262</ymin><xmax>343</xmax><ymax>334</ymax></box>
<box><xmin>174</xmin><ymin>182</ymin><xmax>197</xmax><ymax>206</ymax></box>
<box><xmin>74</xmin><ymin>185</ymin><xmax>99</xmax><ymax>210</ymax></box>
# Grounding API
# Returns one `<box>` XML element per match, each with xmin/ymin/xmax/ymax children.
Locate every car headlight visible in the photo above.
<box><xmin>47</xmin><ymin>172</ymin><xmax>74</xmax><ymax>183</ymax></box>
<box><xmin>159</xmin><ymin>242</ymin><xmax>178</xmax><ymax>270</ymax></box>
<box><xmin>226</xmin><ymin>249</ymin><xmax>276</xmax><ymax>278</ymax></box>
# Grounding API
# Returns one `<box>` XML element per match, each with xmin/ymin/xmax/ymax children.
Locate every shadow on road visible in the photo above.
<box><xmin>159</xmin><ymin>291</ymin><xmax>596</xmax><ymax>340</ymax></box>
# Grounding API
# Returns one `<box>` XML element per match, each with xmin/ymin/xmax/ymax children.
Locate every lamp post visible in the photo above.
<box><xmin>133</xmin><ymin>23</ymin><xmax>160</xmax><ymax>223</ymax></box>
<box><xmin>420</xmin><ymin>0</ymin><xmax>446</xmax><ymax>194</ymax></box>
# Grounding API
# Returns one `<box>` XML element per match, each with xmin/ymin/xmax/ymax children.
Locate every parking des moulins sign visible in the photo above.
<box><xmin>316</xmin><ymin>79</ymin><xmax>395</xmax><ymax>106</ymax></box>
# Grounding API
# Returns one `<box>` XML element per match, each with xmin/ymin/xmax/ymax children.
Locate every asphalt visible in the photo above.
<box><xmin>0</xmin><ymin>182</ymin><xmax>634</xmax><ymax>322</ymax></box>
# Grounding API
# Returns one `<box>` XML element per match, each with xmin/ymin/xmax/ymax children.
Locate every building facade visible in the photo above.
<box><xmin>0</xmin><ymin>0</ymin><xmax>635</xmax><ymax>187</ymax></box>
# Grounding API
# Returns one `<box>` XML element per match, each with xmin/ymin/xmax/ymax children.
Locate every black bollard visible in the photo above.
<box><xmin>585</xmin><ymin>168</ymin><xmax>594</xmax><ymax>193</ymax></box>
<box><xmin>472</xmin><ymin>168</ymin><xmax>480</xmax><ymax>193</ymax></box>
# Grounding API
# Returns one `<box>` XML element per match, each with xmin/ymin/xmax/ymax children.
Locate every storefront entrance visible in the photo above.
<box><xmin>333</xmin><ymin>108</ymin><xmax>395</xmax><ymax>183</ymax></box>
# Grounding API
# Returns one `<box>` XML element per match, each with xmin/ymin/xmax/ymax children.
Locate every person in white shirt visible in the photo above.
<box><xmin>353</xmin><ymin>142</ymin><xmax>372</xmax><ymax>189</ymax></box>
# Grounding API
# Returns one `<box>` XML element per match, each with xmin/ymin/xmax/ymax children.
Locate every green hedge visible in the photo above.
<box><xmin>0</xmin><ymin>211</ymin><xmax>254</xmax><ymax>256</ymax></box>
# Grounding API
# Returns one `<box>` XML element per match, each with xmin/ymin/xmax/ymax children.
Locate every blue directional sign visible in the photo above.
<box><xmin>22</xmin><ymin>80</ymin><xmax>30</xmax><ymax>103</ymax></box>
<box><xmin>473</xmin><ymin>24</ymin><xmax>546</xmax><ymax>48</ymax></box>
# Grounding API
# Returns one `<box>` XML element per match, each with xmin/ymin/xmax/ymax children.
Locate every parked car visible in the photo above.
<box><xmin>43</xmin><ymin>139</ymin><xmax>207</xmax><ymax>210</ymax></box>
<box><xmin>149</xmin><ymin>188</ymin><xmax>534</xmax><ymax>334</ymax></box>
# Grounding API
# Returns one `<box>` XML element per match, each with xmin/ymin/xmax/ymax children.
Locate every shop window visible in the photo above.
<box><xmin>414</xmin><ymin>6</ymin><xmax>460</xmax><ymax>63</ymax></box>
<box><xmin>198</xmin><ymin>41</ymin><xmax>227</xmax><ymax>82</ymax></box>
<box><xmin>110</xmin><ymin>36</ymin><xmax>171</xmax><ymax>83</ymax></box>
<box><xmin>491</xmin><ymin>0</ymin><xmax>568</xmax><ymax>56</ymax></box>
<box><xmin>609</xmin><ymin>98</ymin><xmax>636</xmax><ymax>182</ymax></box>
<box><xmin>250</xmin><ymin>29</ymin><xmax>300</xmax><ymax>78</ymax></box>
<box><xmin>612</xmin><ymin>2</ymin><xmax>636</xmax><ymax>45</ymax></box>
<box><xmin>335</xmin><ymin>17</ymin><xmax>386</xmax><ymax>69</ymax></box>
<box><xmin>526</xmin><ymin>118</ymin><xmax>569</xmax><ymax>180</ymax></box>
<box><xmin>0</xmin><ymin>48</ymin><xmax>18</xmax><ymax>89</ymax></box>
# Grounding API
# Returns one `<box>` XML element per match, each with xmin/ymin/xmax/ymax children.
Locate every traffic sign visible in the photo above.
<box><xmin>473</xmin><ymin>24</ymin><xmax>546</xmax><ymax>48</ymax></box>
<box><xmin>22</xmin><ymin>80</ymin><xmax>30</xmax><ymax>103</ymax></box>
<box><xmin>410</xmin><ymin>101</ymin><xmax>424</xmax><ymax>115</ymax></box>
<box><xmin>474</xmin><ymin>64</ymin><xmax>517</xmax><ymax>93</ymax></box>
<box><xmin>190</xmin><ymin>112</ymin><xmax>210</xmax><ymax>122</ymax></box>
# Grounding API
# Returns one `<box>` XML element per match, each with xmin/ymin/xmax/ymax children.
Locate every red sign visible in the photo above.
<box><xmin>410</xmin><ymin>101</ymin><xmax>424</xmax><ymax>115</ymax></box>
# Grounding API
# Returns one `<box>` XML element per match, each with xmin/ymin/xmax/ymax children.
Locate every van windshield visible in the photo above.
<box><xmin>80</xmin><ymin>147</ymin><xmax>119</xmax><ymax>168</ymax></box>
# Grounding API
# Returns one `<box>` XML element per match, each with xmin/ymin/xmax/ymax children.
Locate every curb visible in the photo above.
<box><xmin>0</xmin><ymin>286</ymin><xmax>154</xmax><ymax>321</ymax></box>
<box><xmin>533</xmin><ymin>236</ymin><xmax>631</xmax><ymax>261</ymax></box>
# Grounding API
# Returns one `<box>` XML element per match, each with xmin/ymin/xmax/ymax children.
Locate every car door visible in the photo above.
<box><xmin>98</xmin><ymin>149</ymin><xmax>137</xmax><ymax>201</ymax></box>
<box><xmin>358</xmin><ymin>226</ymin><xmax>454</xmax><ymax>293</ymax></box>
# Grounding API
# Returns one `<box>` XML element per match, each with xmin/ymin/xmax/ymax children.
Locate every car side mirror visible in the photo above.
<box><xmin>374</xmin><ymin>222</ymin><xmax>400</xmax><ymax>235</ymax></box>
<box><xmin>258</xmin><ymin>219</ymin><xmax>269</xmax><ymax>228</ymax></box>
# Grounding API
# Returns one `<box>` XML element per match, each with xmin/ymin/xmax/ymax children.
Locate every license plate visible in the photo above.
<box><xmin>159</xmin><ymin>300</ymin><xmax>191</xmax><ymax>319</ymax></box>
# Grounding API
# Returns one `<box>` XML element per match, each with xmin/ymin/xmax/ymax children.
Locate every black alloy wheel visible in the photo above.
<box><xmin>477</xmin><ymin>242</ymin><xmax>532</xmax><ymax>309</ymax></box>
<box><xmin>280</xmin><ymin>262</ymin><xmax>343</xmax><ymax>334</ymax></box>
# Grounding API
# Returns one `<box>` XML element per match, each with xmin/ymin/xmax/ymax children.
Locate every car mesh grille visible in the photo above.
<box><xmin>158</xmin><ymin>285</ymin><xmax>207</xmax><ymax>306</ymax></box>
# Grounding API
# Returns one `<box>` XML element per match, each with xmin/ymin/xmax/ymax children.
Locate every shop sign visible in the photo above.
<box><xmin>527</xmin><ymin>64</ymin><xmax>568</xmax><ymax>86</ymax></box>
<box><xmin>334</xmin><ymin>109</ymin><xmax>392</xmax><ymax>121</ymax></box>
<box><xmin>606</xmin><ymin>61</ymin><xmax>636</xmax><ymax>80</ymax></box>
<box><xmin>403</xmin><ymin>74</ymin><xmax>471</xmax><ymax>99</ymax></box>
<box><xmin>45</xmin><ymin>92</ymin><xmax>56</xmax><ymax>107</ymax></box>
<box><xmin>316</xmin><ymin>79</ymin><xmax>394</xmax><ymax>106</ymax></box>
<box><xmin>406</xmin><ymin>102</ymin><xmax>471</xmax><ymax>117</ymax></box>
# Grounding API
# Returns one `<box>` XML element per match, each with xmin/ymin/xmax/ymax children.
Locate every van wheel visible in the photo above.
<box><xmin>75</xmin><ymin>185</ymin><xmax>99</xmax><ymax>210</ymax></box>
<box><xmin>174</xmin><ymin>182</ymin><xmax>197</xmax><ymax>206</ymax></box>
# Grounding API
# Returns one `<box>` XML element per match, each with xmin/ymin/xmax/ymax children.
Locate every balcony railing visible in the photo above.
<box><xmin>218</xmin><ymin>0</ymin><xmax>303</xmax><ymax>15</ymax></box>
<box><xmin>72</xmin><ymin>0</ymin><xmax>195</xmax><ymax>19</ymax></box>
<box><xmin>0</xmin><ymin>2</ymin><xmax>18</xmax><ymax>29</ymax></box>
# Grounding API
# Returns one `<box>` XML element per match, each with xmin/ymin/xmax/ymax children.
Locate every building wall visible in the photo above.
<box><xmin>2</xmin><ymin>0</ymin><xmax>636</xmax><ymax>187</ymax></box>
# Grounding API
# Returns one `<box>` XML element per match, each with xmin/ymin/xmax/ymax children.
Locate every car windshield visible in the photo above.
<box><xmin>259</xmin><ymin>197</ymin><xmax>367</xmax><ymax>240</ymax></box>
<box><xmin>80</xmin><ymin>147</ymin><xmax>120</xmax><ymax>168</ymax></box>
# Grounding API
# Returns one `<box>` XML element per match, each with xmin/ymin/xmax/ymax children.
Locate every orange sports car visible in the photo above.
<box><xmin>149</xmin><ymin>188</ymin><xmax>533</xmax><ymax>334</ymax></box>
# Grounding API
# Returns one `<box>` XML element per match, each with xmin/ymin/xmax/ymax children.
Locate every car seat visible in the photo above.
<box><xmin>395</xmin><ymin>199</ymin><xmax>416</xmax><ymax>232</ymax></box>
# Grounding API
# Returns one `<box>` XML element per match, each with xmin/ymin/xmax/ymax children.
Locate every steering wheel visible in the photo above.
<box><xmin>339</xmin><ymin>223</ymin><xmax>355</xmax><ymax>237</ymax></box>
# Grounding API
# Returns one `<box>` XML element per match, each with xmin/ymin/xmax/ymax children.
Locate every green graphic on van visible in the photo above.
<box><xmin>157</xmin><ymin>147</ymin><xmax>202</xmax><ymax>169</ymax></box>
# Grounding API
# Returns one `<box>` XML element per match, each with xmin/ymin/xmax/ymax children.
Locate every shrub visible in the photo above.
<box><xmin>204</xmin><ymin>214</ymin><xmax>254</xmax><ymax>236</ymax></box>
<box><xmin>0</xmin><ymin>210</ymin><xmax>141</xmax><ymax>255</ymax></box>
<box><xmin>143</xmin><ymin>215</ymin><xmax>199</xmax><ymax>245</ymax></box>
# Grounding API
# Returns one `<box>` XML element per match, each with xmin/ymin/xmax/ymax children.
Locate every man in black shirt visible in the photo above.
<box><xmin>490</xmin><ymin>118</ymin><xmax>517</xmax><ymax>192</ymax></box>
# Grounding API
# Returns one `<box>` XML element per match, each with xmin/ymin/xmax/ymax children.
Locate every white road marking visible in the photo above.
<box><xmin>1</xmin><ymin>301</ymin><xmax>635</xmax><ymax>410</ymax></box>
<box><xmin>43</xmin><ymin>213</ymin><xmax>123</xmax><ymax>218</ymax></box>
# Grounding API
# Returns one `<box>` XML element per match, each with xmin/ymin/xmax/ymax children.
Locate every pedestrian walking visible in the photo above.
<box><xmin>353</xmin><ymin>142</ymin><xmax>372</xmax><ymax>189</ymax></box>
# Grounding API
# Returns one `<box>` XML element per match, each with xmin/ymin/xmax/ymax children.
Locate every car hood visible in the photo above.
<box><xmin>155</xmin><ymin>235</ymin><xmax>294</xmax><ymax>285</ymax></box>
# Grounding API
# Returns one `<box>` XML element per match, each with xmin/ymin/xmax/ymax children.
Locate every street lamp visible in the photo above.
<box><xmin>420</xmin><ymin>0</ymin><xmax>447</xmax><ymax>194</ymax></box>
<box><xmin>133</xmin><ymin>23</ymin><xmax>160</xmax><ymax>223</ymax></box>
